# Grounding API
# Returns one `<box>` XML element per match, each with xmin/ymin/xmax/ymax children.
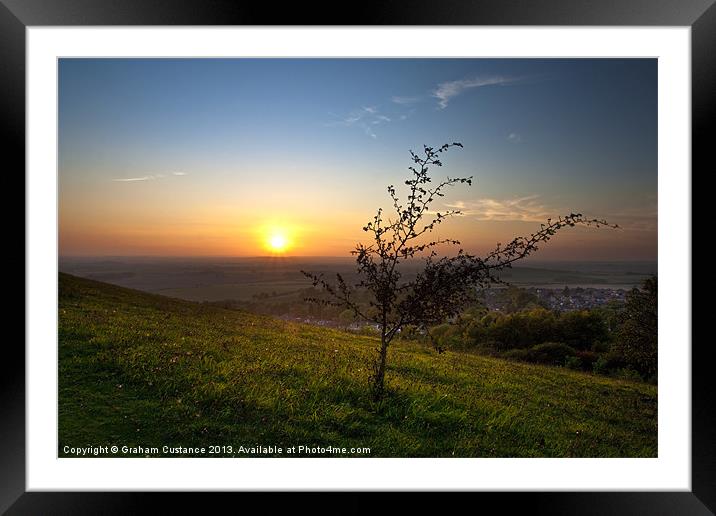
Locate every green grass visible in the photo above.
<box><xmin>59</xmin><ymin>272</ymin><xmax>657</xmax><ymax>458</ymax></box>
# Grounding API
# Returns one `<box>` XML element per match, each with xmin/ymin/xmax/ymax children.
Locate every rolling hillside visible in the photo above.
<box><xmin>59</xmin><ymin>273</ymin><xmax>657</xmax><ymax>457</ymax></box>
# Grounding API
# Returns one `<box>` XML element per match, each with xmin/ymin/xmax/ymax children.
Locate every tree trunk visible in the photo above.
<box><xmin>372</xmin><ymin>334</ymin><xmax>389</xmax><ymax>401</ymax></box>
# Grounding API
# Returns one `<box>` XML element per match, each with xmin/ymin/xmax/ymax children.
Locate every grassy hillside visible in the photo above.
<box><xmin>59</xmin><ymin>272</ymin><xmax>657</xmax><ymax>457</ymax></box>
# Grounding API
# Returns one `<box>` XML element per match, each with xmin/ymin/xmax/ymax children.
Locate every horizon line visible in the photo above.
<box><xmin>58</xmin><ymin>254</ymin><xmax>658</xmax><ymax>263</ymax></box>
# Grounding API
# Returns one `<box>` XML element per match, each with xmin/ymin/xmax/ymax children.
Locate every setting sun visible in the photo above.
<box><xmin>263</xmin><ymin>226</ymin><xmax>293</xmax><ymax>254</ymax></box>
<box><xmin>269</xmin><ymin>232</ymin><xmax>288</xmax><ymax>252</ymax></box>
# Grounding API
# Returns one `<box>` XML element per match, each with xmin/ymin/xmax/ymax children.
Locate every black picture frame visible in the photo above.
<box><xmin>5</xmin><ymin>1</ymin><xmax>710</xmax><ymax>513</ymax></box>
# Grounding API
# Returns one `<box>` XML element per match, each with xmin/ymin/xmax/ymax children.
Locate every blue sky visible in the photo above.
<box><xmin>58</xmin><ymin>58</ymin><xmax>657</xmax><ymax>259</ymax></box>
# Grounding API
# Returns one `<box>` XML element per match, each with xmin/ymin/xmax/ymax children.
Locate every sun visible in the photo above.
<box><xmin>264</xmin><ymin>228</ymin><xmax>292</xmax><ymax>254</ymax></box>
<box><xmin>269</xmin><ymin>233</ymin><xmax>288</xmax><ymax>252</ymax></box>
<box><xmin>258</xmin><ymin>222</ymin><xmax>298</xmax><ymax>254</ymax></box>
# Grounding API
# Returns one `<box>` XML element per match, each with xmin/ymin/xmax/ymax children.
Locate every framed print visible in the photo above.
<box><xmin>5</xmin><ymin>0</ymin><xmax>711</xmax><ymax>513</ymax></box>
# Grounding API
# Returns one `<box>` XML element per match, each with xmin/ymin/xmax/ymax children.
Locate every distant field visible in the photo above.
<box><xmin>59</xmin><ymin>257</ymin><xmax>657</xmax><ymax>302</ymax></box>
<box><xmin>488</xmin><ymin>265</ymin><xmax>652</xmax><ymax>289</ymax></box>
<box><xmin>59</xmin><ymin>273</ymin><xmax>657</xmax><ymax>458</ymax></box>
<box><xmin>156</xmin><ymin>281</ymin><xmax>309</xmax><ymax>302</ymax></box>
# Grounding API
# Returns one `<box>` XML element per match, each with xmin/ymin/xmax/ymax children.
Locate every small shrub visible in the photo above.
<box><xmin>591</xmin><ymin>340</ymin><xmax>610</xmax><ymax>353</ymax></box>
<box><xmin>593</xmin><ymin>356</ymin><xmax>609</xmax><ymax>375</ymax></box>
<box><xmin>613</xmin><ymin>367</ymin><xmax>643</xmax><ymax>382</ymax></box>
<box><xmin>357</xmin><ymin>325</ymin><xmax>380</xmax><ymax>337</ymax></box>
<box><xmin>503</xmin><ymin>349</ymin><xmax>531</xmax><ymax>362</ymax></box>
<box><xmin>398</xmin><ymin>324</ymin><xmax>420</xmax><ymax>340</ymax></box>
<box><xmin>564</xmin><ymin>355</ymin><xmax>583</xmax><ymax>370</ymax></box>
<box><xmin>527</xmin><ymin>342</ymin><xmax>576</xmax><ymax>366</ymax></box>
<box><xmin>476</xmin><ymin>346</ymin><xmax>503</xmax><ymax>358</ymax></box>
<box><xmin>575</xmin><ymin>350</ymin><xmax>599</xmax><ymax>371</ymax></box>
<box><xmin>502</xmin><ymin>342</ymin><xmax>576</xmax><ymax>367</ymax></box>
<box><xmin>476</xmin><ymin>340</ymin><xmax>503</xmax><ymax>353</ymax></box>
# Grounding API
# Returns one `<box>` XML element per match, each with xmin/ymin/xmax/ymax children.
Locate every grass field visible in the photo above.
<box><xmin>59</xmin><ymin>272</ymin><xmax>657</xmax><ymax>458</ymax></box>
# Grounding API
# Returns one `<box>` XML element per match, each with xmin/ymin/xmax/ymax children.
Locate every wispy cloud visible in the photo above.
<box><xmin>112</xmin><ymin>172</ymin><xmax>188</xmax><ymax>182</ymax></box>
<box><xmin>447</xmin><ymin>195</ymin><xmax>657</xmax><ymax>230</ymax></box>
<box><xmin>331</xmin><ymin>73</ymin><xmax>518</xmax><ymax>136</ymax></box>
<box><xmin>446</xmin><ymin>195</ymin><xmax>553</xmax><ymax>222</ymax></box>
<box><xmin>327</xmin><ymin>106</ymin><xmax>392</xmax><ymax>138</ymax></box>
<box><xmin>112</xmin><ymin>176</ymin><xmax>154</xmax><ymax>182</ymax></box>
<box><xmin>363</xmin><ymin>125</ymin><xmax>377</xmax><ymax>139</ymax></box>
<box><xmin>433</xmin><ymin>76</ymin><xmax>515</xmax><ymax>109</ymax></box>
<box><xmin>507</xmin><ymin>132</ymin><xmax>522</xmax><ymax>143</ymax></box>
<box><xmin>398</xmin><ymin>109</ymin><xmax>416</xmax><ymax>121</ymax></box>
<box><xmin>328</xmin><ymin>106</ymin><xmax>377</xmax><ymax>127</ymax></box>
<box><xmin>391</xmin><ymin>95</ymin><xmax>422</xmax><ymax>105</ymax></box>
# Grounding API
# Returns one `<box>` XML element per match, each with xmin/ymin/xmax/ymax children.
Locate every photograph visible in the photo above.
<box><xmin>57</xmin><ymin>57</ymin><xmax>658</xmax><ymax>459</ymax></box>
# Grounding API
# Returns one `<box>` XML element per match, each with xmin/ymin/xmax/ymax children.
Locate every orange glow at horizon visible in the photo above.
<box><xmin>57</xmin><ymin>183</ymin><xmax>655</xmax><ymax>260</ymax></box>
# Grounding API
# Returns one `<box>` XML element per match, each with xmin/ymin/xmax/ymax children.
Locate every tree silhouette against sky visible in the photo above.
<box><xmin>304</xmin><ymin>143</ymin><xmax>617</xmax><ymax>401</ymax></box>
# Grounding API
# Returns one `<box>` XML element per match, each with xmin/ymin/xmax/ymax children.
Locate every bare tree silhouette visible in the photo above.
<box><xmin>303</xmin><ymin>143</ymin><xmax>617</xmax><ymax>400</ymax></box>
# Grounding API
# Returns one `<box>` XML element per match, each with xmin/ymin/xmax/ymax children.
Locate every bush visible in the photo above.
<box><xmin>356</xmin><ymin>325</ymin><xmax>380</xmax><ymax>336</ymax></box>
<box><xmin>464</xmin><ymin>319</ymin><xmax>488</xmax><ymax>346</ymax></box>
<box><xmin>503</xmin><ymin>349</ymin><xmax>531</xmax><ymax>362</ymax></box>
<box><xmin>464</xmin><ymin>307</ymin><xmax>611</xmax><ymax>352</ymax></box>
<box><xmin>564</xmin><ymin>355</ymin><xmax>583</xmax><ymax>370</ymax></box>
<box><xmin>591</xmin><ymin>340</ymin><xmax>610</xmax><ymax>353</ymax></box>
<box><xmin>613</xmin><ymin>367</ymin><xmax>643</xmax><ymax>382</ymax></box>
<box><xmin>611</xmin><ymin>277</ymin><xmax>657</xmax><ymax>378</ymax></box>
<box><xmin>592</xmin><ymin>356</ymin><xmax>609</xmax><ymax>375</ymax></box>
<box><xmin>527</xmin><ymin>342</ymin><xmax>577</xmax><ymax>365</ymax></box>
<box><xmin>502</xmin><ymin>342</ymin><xmax>576</xmax><ymax>366</ymax></box>
<box><xmin>475</xmin><ymin>344</ymin><xmax>504</xmax><ymax>357</ymax></box>
<box><xmin>397</xmin><ymin>324</ymin><xmax>420</xmax><ymax>340</ymax></box>
<box><xmin>488</xmin><ymin>309</ymin><xmax>559</xmax><ymax>350</ymax></box>
<box><xmin>429</xmin><ymin>323</ymin><xmax>453</xmax><ymax>340</ymax></box>
<box><xmin>429</xmin><ymin>323</ymin><xmax>465</xmax><ymax>350</ymax></box>
<box><xmin>575</xmin><ymin>350</ymin><xmax>599</xmax><ymax>371</ymax></box>
<box><xmin>557</xmin><ymin>310</ymin><xmax>609</xmax><ymax>350</ymax></box>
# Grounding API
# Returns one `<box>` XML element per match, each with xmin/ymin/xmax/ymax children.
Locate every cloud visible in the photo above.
<box><xmin>398</xmin><ymin>109</ymin><xmax>416</xmax><ymax>121</ymax></box>
<box><xmin>112</xmin><ymin>172</ymin><xmax>187</xmax><ymax>182</ymax></box>
<box><xmin>391</xmin><ymin>95</ymin><xmax>422</xmax><ymax>105</ymax></box>
<box><xmin>445</xmin><ymin>195</ymin><xmax>553</xmax><ymax>222</ymax></box>
<box><xmin>327</xmin><ymin>106</ymin><xmax>377</xmax><ymax>127</ymax></box>
<box><xmin>328</xmin><ymin>106</ymin><xmax>392</xmax><ymax>138</ymax></box>
<box><xmin>341</xmin><ymin>114</ymin><xmax>362</xmax><ymax>124</ymax></box>
<box><xmin>433</xmin><ymin>76</ymin><xmax>514</xmax><ymax>109</ymax></box>
<box><xmin>447</xmin><ymin>195</ymin><xmax>657</xmax><ymax>231</ymax></box>
<box><xmin>507</xmin><ymin>132</ymin><xmax>522</xmax><ymax>143</ymax></box>
<box><xmin>362</xmin><ymin>124</ymin><xmax>377</xmax><ymax>139</ymax></box>
<box><xmin>112</xmin><ymin>176</ymin><xmax>154</xmax><ymax>182</ymax></box>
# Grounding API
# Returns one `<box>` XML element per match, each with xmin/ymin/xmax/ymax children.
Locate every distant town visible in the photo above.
<box><xmin>480</xmin><ymin>286</ymin><xmax>627</xmax><ymax>312</ymax></box>
<box><xmin>277</xmin><ymin>285</ymin><xmax>633</xmax><ymax>332</ymax></box>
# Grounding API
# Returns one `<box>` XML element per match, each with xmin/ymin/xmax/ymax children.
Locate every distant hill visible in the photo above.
<box><xmin>59</xmin><ymin>272</ymin><xmax>657</xmax><ymax>457</ymax></box>
<box><xmin>58</xmin><ymin>256</ymin><xmax>657</xmax><ymax>302</ymax></box>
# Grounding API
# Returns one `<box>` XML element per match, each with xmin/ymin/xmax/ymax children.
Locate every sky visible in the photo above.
<box><xmin>58</xmin><ymin>58</ymin><xmax>657</xmax><ymax>261</ymax></box>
